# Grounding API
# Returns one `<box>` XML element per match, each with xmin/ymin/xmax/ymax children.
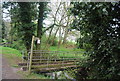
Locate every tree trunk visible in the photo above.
<box><xmin>62</xmin><ymin>27</ymin><xmax>69</xmax><ymax>44</ymax></box>
<box><xmin>62</xmin><ymin>15</ymin><xmax>70</xmax><ymax>44</ymax></box>
<box><xmin>47</xmin><ymin>26</ymin><xmax>54</xmax><ymax>44</ymax></box>
<box><xmin>58</xmin><ymin>27</ymin><xmax>62</xmax><ymax>48</ymax></box>
<box><xmin>51</xmin><ymin>27</ymin><xmax>59</xmax><ymax>45</ymax></box>
<box><xmin>36</xmin><ymin>2</ymin><xmax>44</xmax><ymax>50</ymax></box>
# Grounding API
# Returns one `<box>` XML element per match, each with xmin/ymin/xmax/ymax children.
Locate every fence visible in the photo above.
<box><xmin>21</xmin><ymin>50</ymin><xmax>85</xmax><ymax>73</ymax></box>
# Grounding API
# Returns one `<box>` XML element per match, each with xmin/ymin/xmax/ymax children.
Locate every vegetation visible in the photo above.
<box><xmin>71</xmin><ymin>2</ymin><xmax>120</xmax><ymax>79</ymax></box>
<box><xmin>1</xmin><ymin>1</ymin><xmax>120</xmax><ymax>80</ymax></box>
<box><xmin>17</xmin><ymin>2</ymin><xmax>35</xmax><ymax>51</ymax></box>
<box><xmin>1</xmin><ymin>46</ymin><xmax>50</xmax><ymax>79</ymax></box>
<box><xmin>18</xmin><ymin>71</ymin><xmax>50</xmax><ymax>79</ymax></box>
<box><xmin>1</xmin><ymin>46</ymin><xmax>22</xmax><ymax>67</ymax></box>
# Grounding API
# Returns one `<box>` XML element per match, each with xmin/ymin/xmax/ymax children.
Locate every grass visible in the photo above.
<box><xmin>1</xmin><ymin>45</ymin><xmax>88</xmax><ymax>79</ymax></box>
<box><xmin>49</xmin><ymin>46</ymin><xmax>87</xmax><ymax>59</ymax></box>
<box><xmin>17</xmin><ymin>71</ymin><xmax>50</xmax><ymax>79</ymax></box>
<box><xmin>0</xmin><ymin>46</ymin><xmax>50</xmax><ymax>79</ymax></box>
<box><xmin>39</xmin><ymin>36</ymin><xmax>87</xmax><ymax>59</ymax></box>
<box><xmin>49</xmin><ymin>45</ymin><xmax>85</xmax><ymax>51</ymax></box>
<box><xmin>1</xmin><ymin>46</ymin><xmax>22</xmax><ymax>57</ymax></box>
<box><xmin>1</xmin><ymin>46</ymin><xmax>22</xmax><ymax>66</ymax></box>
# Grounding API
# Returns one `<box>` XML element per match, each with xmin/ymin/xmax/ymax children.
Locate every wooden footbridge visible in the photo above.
<box><xmin>19</xmin><ymin>50</ymin><xmax>83</xmax><ymax>73</ymax></box>
<box><xmin>18</xmin><ymin>36</ymin><xmax>83</xmax><ymax>73</ymax></box>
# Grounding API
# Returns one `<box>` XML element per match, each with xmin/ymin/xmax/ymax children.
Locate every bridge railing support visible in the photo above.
<box><xmin>29</xmin><ymin>36</ymin><xmax>34</xmax><ymax>74</ymax></box>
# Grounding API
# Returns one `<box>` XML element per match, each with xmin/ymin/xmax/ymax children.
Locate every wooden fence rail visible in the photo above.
<box><xmin>20</xmin><ymin>50</ymin><xmax>85</xmax><ymax>73</ymax></box>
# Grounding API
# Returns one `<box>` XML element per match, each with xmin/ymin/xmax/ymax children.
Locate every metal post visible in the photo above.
<box><xmin>22</xmin><ymin>51</ymin><xmax>24</xmax><ymax>63</ymax></box>
<box><xmin>27</xmin><ymin>52</ymin><xmax>30</xmax><ymax>70</ymax></box>
<box><xmin>47</xmin><ymin>56</ymin><xmax>49</xmax><ymax>68</ymax></box>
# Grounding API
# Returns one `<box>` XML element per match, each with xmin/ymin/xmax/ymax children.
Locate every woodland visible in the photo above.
<box><xmin>1</xmin><ymin>1</ymin><xmax>120</xmax><ymax>79</ymax></box>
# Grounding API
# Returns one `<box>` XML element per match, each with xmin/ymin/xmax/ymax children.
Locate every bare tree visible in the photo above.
<box><xmin>43</xmin><ymin>2</ymin><xmax>73</xmax><ymax>48</ymax></box>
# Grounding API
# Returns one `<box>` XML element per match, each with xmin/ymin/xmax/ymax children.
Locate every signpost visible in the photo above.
<box><xmin>29</xmin><ymin>36</ymin><xmax>41</xmax><ymax>74</ymax></box>
<box><xmin>29</xmin><ymin>36</ymin><xmax>35</xmax><ymax>74</ymax></box>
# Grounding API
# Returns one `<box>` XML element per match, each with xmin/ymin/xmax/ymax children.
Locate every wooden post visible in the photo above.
<box><xmin>29</xmin><ymin>36</ymin><xmax>35</xmax><ymax>74</ymax></box>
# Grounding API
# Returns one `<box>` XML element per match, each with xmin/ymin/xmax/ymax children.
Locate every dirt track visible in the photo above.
<box><xmin>2</xmin><ymin>57</ymin><xmax>22</xmax><ymax>79</ymax></box>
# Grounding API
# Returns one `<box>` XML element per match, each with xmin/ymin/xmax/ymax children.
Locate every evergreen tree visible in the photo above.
<box><xmin>18</xmin><ymin>2</ymin><xmax>35</xmax><ymax>51</ymax></box>
<box><xmin>36</xmin><ymin>2</ymin><xmax>49</xmax><ymax>50</ymax></box>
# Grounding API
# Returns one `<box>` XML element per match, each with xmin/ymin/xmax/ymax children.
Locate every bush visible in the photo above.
<box><xmin>83</xmin><ymin>43</ymin><xmax>92</xmax><ymax>52</ymax></box>
<box><xmin>8</xmin><ymin>40</ymin><xmax>26</xmax><ymax>51</ymax></box>
<box><xmin>47</xmin><ymin>36</ymin><xmax>58</xmax><ymax>46</ymax></box>
<box><xmin>48</xmin><ymin>39</ymin><xmax>57</xmax><ymax>46</ymax></box>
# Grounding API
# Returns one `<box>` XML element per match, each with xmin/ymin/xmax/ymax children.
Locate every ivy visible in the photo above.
<box><xmin>71</xmin><ymin>2</ymin><xmax>120</xmax><ymax>79</ymax></box>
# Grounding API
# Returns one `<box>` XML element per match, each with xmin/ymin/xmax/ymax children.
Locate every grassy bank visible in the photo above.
<box><xmin>1</xmin><ymin>45</ymin><xmax>88</xmax><ymax>79</ymax></box>
<box><xmin>0</xmin><ymin>46</ymin><xmax>50</xmax><ymax>79</ymax></box>
<box><xmin>1</xmin><ymin>46</ymin><xmax>22</xmax><ymax>66</ymax></box>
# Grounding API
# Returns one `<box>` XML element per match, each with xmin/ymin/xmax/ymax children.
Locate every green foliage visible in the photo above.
<box><xmin>41</xmin><ymin>35</ymin><xmax>58</xmax><ymax>48</ymax></box>
<box><xmin>38</xmin><ymin>2</ymin><xmax>50</xmax><ymax>20</ymax></box>
<box><xmin>2</xmin><ymin>2</ymin><xmax>37</xmax><ymax>51</ymax></box>
<box><xmin>17</xmin><ymin>2</ymin><xmax>36</xmax><ymax>50</ymax></box>
<box><xmin>18</xmin><ymin>71</ymin><xmax>50</xmax><ymax>79</ymax></box>
<box><xmin>48</xmin><ymin>36</ymin><xmax>58</xmax><ymax>46</ymax></box>
<box><xmin>1</xmin><ymin>46</ymin><xmax>22</xmax><ymax>66</ymax></box>
<box><xmin>9</xmin><ymin>39</ymin><xmax>26</xmax><ymax>51</ymax></box>
<box><xmin>1</xmin><ymin>46</ymin><xmax>49</xmax><ymax>79</ymax></box>
<box><xmin>76</xmin><ymin>35</ymin><xmax>91</xmax><ymax>49</ymax></box>
<box><xmin>1</xmin><ymin>46</ymin><xmax>22</xmax><ymax>57</ymax></box>
<box><xmin>71</xmin><ymin>2</ymin><xmax>120</xmax><ymax>79</ymax></box>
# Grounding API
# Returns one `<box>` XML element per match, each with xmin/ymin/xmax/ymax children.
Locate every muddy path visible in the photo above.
<box><xmin>2</xmin><ymin>56</ymin><xmax>22</xmax><ymax>79</ymax></box>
